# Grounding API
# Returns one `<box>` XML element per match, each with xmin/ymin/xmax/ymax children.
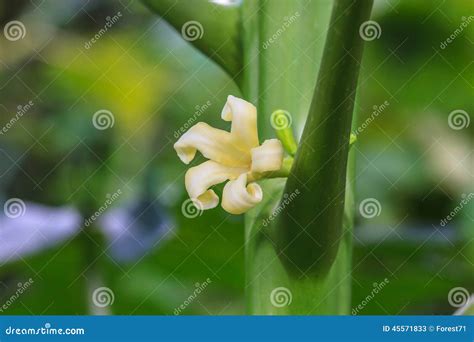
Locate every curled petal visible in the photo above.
<box><xmin>221</xmin><ymin>95</ymin><xmax>259</xmax><ymax>149</ymax></box>
<box><xmin>222</xmin><ymin>174</ymin><xmax>263</xmax><ymax>214</ymax></box>
<box><xmin>185</xmin><ymin>161</ymin><xmax>248</xmax><ymax>210</ymax></box>
<box><xmin>190</xmin><ymin>190</ymin><xmax>219</xmax><ymax>210</ymax></box>
<box><xmin>251</xmin><ymin>139</ymin><xmax>284</xmax><ymax>173</ymax></box>
<box><xmin>174</xmin><ymin>122</ymin><xmax>250</xmax><ymax>167</ymax></box>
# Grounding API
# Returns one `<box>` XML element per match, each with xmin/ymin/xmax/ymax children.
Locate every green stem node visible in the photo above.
<box><xmin>271</xmin><ymin>110</ymin><xmax>299</xmax><ymax>156</ymax></box>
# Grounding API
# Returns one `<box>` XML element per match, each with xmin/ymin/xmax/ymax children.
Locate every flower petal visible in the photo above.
<box><xmin>185</xmin><ymin>160</ymin><xmax>248</xmax><ymax>210</ymax></box>
<box><xmin>174</xmin><ymin>122</ymin><xmax>250</xmax><ymax>166</ymax></box>
<box><xmin>221</xmin><ymin>173</ymin><xmax>263</xmax><ymax>214</ymax></box>
<box><xmin>251</xmin><ymin>139</ymin><xmax>284</xmax><ymax>173</ymax></box>
<box><xmin>221</xmin><ymin>95</ymin><xmax>259</xmax><ymax>149</ymax></box>
<box><xmin>191</xmin><ymin>190</ymin><xmax>219</xmax><ymax>210</ymax></box>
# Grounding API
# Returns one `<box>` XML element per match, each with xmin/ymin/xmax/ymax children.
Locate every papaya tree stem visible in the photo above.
<box><xmin>275</xmin><ymin>0</ymin><xmax>373</xmax><ymax>277</ymax></box>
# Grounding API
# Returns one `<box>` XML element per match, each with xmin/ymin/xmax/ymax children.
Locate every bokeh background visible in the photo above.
<box><xmin>0</xmin><ymin>0</ymin><xmax>472</xmax><ymax>315</ymax></box>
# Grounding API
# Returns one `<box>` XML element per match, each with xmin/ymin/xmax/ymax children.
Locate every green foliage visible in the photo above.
<box><xmin>141</xmin><ymin>0</ymin><xmax>242</xmax><ymax>78</ymax></box>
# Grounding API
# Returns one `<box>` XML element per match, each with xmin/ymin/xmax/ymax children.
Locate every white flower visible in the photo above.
<box><xmin>174</xmin><ymin>95</ymin><xmax>284</xmax><ymax>214</ymax></box>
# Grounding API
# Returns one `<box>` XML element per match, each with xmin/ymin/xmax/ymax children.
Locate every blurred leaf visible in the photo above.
<box><xmin>142</xmin><ymin>0</ymin><xmax>242</xmax><ymax>79</ymax></box>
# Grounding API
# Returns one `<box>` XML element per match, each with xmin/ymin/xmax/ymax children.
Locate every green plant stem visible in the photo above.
<box><xmin>274</xmin><ymin>127</ymin><xmax>298</xmax><ymax>156</ymax></box>
<box><xmin>249</xmin><ymin>131</ymin><xmax>355</xmax><ymax>182</ymax></box>
<box><xmin>275</xmin><ymin>0</ymin><xmax>373</xmax><ymax>278</ymax></box>
<box><xmin>248</xmin><ymin>156</ymin><xmax>294</xmax><ymax>182</ymax></box>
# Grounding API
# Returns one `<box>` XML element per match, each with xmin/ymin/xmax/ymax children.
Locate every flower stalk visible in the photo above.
<box><xmin>247</xmin><ymin>156</ymin><xmax>293</xmax><ymax>182</ymax></box>
<box><xmin>271</xmin><ymin>110</ymin><xmax>298</xmax><ymax>156</ymax></box>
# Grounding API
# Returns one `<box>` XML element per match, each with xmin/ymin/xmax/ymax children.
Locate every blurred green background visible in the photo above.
<box><xmin>0</xmin><ymin>0</ymin><xmax>472</xmax><ymax>315</ymax></box>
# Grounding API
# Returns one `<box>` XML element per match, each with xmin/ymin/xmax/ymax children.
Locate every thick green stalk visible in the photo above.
<box><xmin>244</xmin><ymin>0</ymin><xmax>371</xmax><ymax>314</ymax></box>
<box><xmin>243</xmin><ymin>0</ymin><xmax>333</xmax><ymax>139</ymax></box>
<box><xmin>275</xmin><ymin>0</ymin><xmax>372</xmax><ymax>277</ymax></box>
